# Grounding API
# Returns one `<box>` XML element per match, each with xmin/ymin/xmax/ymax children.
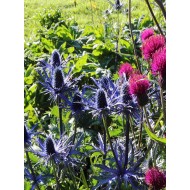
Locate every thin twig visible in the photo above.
<box><xmin>128</xmin><ymin>0</ymin><xmax>141</xmax><ymax>73</ymax></box>
<box><xmin>145</xmin><ymin>0</ymin><xmax>164</xmax><ymax>35</ymax></box>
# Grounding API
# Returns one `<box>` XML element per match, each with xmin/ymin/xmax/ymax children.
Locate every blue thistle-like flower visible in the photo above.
<box><xmin>52</xmin><ymin>67</ymin><xmax>64</xmax><ymax>93</ymax></box>
<box><xmin>96</xmin><ymin>89</ymin><xmax>108</xmax><ymax>109</ymax></box>
<box><xmin>114</xmin><ymin>78</ymin><xmax>141</xmax><ymax>124</ymax></box>
<box><xmin>34</xmin><ymin>133</ymin><xmax>84</xmax><ymax>166</ymax></box>
<box><xmin>93</xmin><ymin>140</ymin><xmax>145</xmax><ymax>190</ymax></box>
<box><xmin>24</xmin><ymin>124</ymin><xmax>38</xmax><ymax>148</ymax></box>
<box><xmin>35</xmin><ymin>135</ymin><xmax>64</xmax><ymax>164</ymax></box>
<box><xmin>37</xmin><ymin>65</ymin><xmax>82</xmax><ymax>103</ymax></box>
<box><xmin>71</xmin><ymin>92</ymin><xmax>84</xmax><ymax>114</ymax></box>
<box><xmin>120</xmin><ymin>82</ymin><xmax>132</xmax><ymax>104</ymax></box>
<box><xmin>45</xmin><ymin>136</ymin><xmax>57</xmax><ymax>156</ymax></box>
<box><xmin>83</xmin><ymin>76</ymin><xmax>118</xmax><ymax>117</ymax></box>
<box><xmin>51</xmin><ymin>50</ymin><xmax>62</xmax><ymax>68</ymax></box>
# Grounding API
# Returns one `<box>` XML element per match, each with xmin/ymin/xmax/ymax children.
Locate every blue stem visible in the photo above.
<box><xmin>102</xmin><ymin>115</ymin><xmax>107</xmax><ymax>165</ymax></box>
<box><xmin>123</xmin><ymin>113</ymin><xmax>130</xmax><ymax>171</ymax></box>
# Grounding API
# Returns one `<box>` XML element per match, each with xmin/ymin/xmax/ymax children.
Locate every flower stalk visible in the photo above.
<box><xmin>138</xmin><ymin>110</ymin><xmax>144</xmax><ymax>149</ymax></box>
<box><xmin>143</xmin><ymin>106</ymin><xmax>154</xmax><ymax>133</ymax></box>
<box><xmin>57</xmin><ymin>97</ymin><xmax>64</xmax><ymax>136</ymax></box>
<box><xmin>160</xmin><ymin>87</ymin><xmax>166</xmax><ymax>125</ymax></box>
<box><xmin>128</xmin><ymin>0</ymin><xmax>141</xmax><ymax>73</ymax></box>
<box><xmin>123</xmin><ymin>113</ymin><xmax>130</xmax><ymax>170</ymax></box>
<box><xmin>103</xmin><ymin>115</ymin><xmax>122</xmax><ymax>172</ymax></box>
<box><xmin>144</xmin><ymin>0</ymin><xmax>164</xmax><ymax>35</ymax></box>
<box><xmin>25</xmin><ymin>151</ymin><xmax>41</xmax><ymax>190</ymax></box>
<box><xmin>102</xmin><ymin>115</ymin><xmax>107</xmax><ymax>165</ymax></box>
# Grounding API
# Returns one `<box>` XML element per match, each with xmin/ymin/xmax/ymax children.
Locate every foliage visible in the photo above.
<box><xmin>24</xmin><ymin>0</ymin><xmax>166</xmax><ymax>189</ymax></box>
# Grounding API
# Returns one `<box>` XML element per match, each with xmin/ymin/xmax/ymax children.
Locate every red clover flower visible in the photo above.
<box><xmin>142</xmin><ymin>35</ymin><xmax>165</xmax><ymax>60</ymax></box>
<box><xmin>141</xmin><ymin>28</ymin><xmax>155</xmax><ymax>43</ymax></box>
<box><xmin>151</xmin><ymin>47</ymin><xmax>166</xmax><ymax>90</ymax></box>
<box><xmin>129</xmin><ymin>74</ymin><xmax>150</xmax><ymax>106</ymax></box>
<box><xmin>118</xmin><ymin>63</ymin><xmax>133</xmax><ymax>79</ymax></box>
<box><xmin>145</xmin><ymin>167</ymin><xmax>166</xmax><ymax>190</ymax></box>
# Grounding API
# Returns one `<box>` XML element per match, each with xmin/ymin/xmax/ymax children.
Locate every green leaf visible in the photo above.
<box><xmin>28</xmin><ymin>83</ymin><xmax>37</xmax><ymax>94</ymax></box>
<box><xmin>25</xmin><ymin>64</ymin><xmax>34</xmax><ymax>77</ymax></box>
<box><xmin>51</xmin><ymin>106</ymin><xmax>59</xmax><ymax>117</ymax></box>
<box><xmin>74</xmin><ymin>54</ymin><xmax>88</xmax><ymax>72</ymax></box>
<box><xmin>92</xmin><ymin>49</ymin><xmax>102</xmax><ymax>56</ymax></box>
<box><xmin>41</xmin><ymin>38</ymin><xmax>54</xmax><ymax>52</ymax></box>
<box><xmin>67</xmin><ymin>47</ymin><xmax>75</xmax><ymax>53</ymax></box>
<box><xmin>144</xmin><ymin>123</ymin><xmax>166</xmax><ymax>144</ymax></box>
<box><xmin>24</xmin><ymin>76</ymin><xmax>34</xmax><ymax>85</ymax></box>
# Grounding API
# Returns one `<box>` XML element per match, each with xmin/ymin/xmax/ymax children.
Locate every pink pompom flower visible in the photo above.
<box><xmin>145</xmin><ymin>167</ymin><xmax>166</xmax><ymax>190</ymax></box>
<box><xmin>151</xmin><ymin>47</ymin><xmax>166</xmax><ymax>90</ymax></box>
<box><xmin>118</xmin><ymin>63</ymin><xmax>133</xmax><ymax>79</ymax></box>
<box><xmin>142</xmin><ymin>35</ymin><xmax>166</xmax><ymax>60</ymax></box>
<box><xmin>140</xmin><ymin>28</ymin><xmax>154</xmax><ymax>43</ymax></box>
<box><xmin>129</xmin><ymin>74</ymin><xmax>150</xmax><ymax>106</ymax></box>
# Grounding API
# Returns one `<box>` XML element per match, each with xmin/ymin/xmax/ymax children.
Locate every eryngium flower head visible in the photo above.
<box><xmin>151</xmin><ymin>47</ymin><xmax>166</xmax><ymax>90</ymax></box>
<box><xmin>129</xmin><ymin>74</ymin><xmax>150</xmax><ymax>106</ymax></box>
<box><xmin>51</xmin><ymin>50</ymin><xmax>62</xmax><ymax>67</ymax></box>
<box><xmin>120</xmin><ymin>82</ymin><xmax>132</xmax><ymax>104</ymax></box>
<box><xmin>96</xmin><ymin>89</ymin><xmax>108</xmax><ymax>109</ymax></box>
<box><xmin>100</xmin><ymin>76</ymin><xmax>110</xmax><ymax>90</ymax></box>
<box><xmin>145</xmin><ymin>167</ymin><xmax>166</xmax><ymax>190</ymax></box>
<box><xmin>36</xmin><ymin>135</ymin><xmax>65</xmax><ymax>164</ymax></box>
<box><xmin>52</xmin><ymin>67</ymin><xmax>64</xmax><ymax>93</ymax></box>
<box><xmin>142</xmin><ymin>35</ymin><xmax>166</xmax><ymax>60</ymax></box>
<box><xmin>45</xmin><ymin>137</ymin><xmax>56</xmax><ymax>155</ymax></box>
<box><xmin>24</xmin><ymin>124</ymin><xmax>38</xmax><ymax>148</ymax></box>
<box><xmin>71</xmin><ymin>92</ymin><xmax>83</xmax><ymax>113</ymax></box>
<box><xmin>118</xmin><ymin>63</ymin><xmax>133</xmax><ymax>79</ymax></box>
<box><xmin>140</xmin><ymin>28</ymin><xmax>154</xmax><ymax>43</ymax></box>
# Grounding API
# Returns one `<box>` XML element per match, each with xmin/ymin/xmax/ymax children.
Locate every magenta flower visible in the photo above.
<box><xmin>129</xmin><ymin>74</ymin><xmax>150</xmax><ymax>106</ymax></box>
<box><xmin>140</xmin><ymin>28</ymin><xmax>154</xmax><ymax>43</ymax></box>
<box><xmin>145</xmin><ymin>167</ymin><xmax>166</xmax><ymax>190</ymax></box>
<box><xmin>151</xmin><ymin>47</ymin><xmax>166</xmax><ymax>77</ymax></box>
<box><xmin>151</xmin><ymin>47</ymin><xmax>166</xmax><ymax>90</ymax></box>
<box><xmin>142</xmin><ymin>35</ymin><xmax>166</xmax><ymax>60</ymax></box>
<box><xmin>118</xmin><ymin>63</ymin><xmax>133</xmax><ymax>79</ymax></box>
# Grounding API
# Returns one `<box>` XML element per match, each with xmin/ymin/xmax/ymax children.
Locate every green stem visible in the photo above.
<box><xmin>52</xmin><ymin>158</ymin><xmax>61</xmax><ymax>190</ymax></box>
<box><xmin>129</xmin><ymin>116</ymin><xmax>137</xmax><ymax>148</ymax></box>
<box><xmin>128</xmin><ymin>0</ymin><xmax>141</xmax><ymax>73</ymax></box>
<box><xmin>143</xmin><ymin>106</ymin><xmax>154</xmax><ymax>133</ymax></box>
<box><xmin>72</xmin><ymin>117</ymin><xmax>77</xmax><ymax>145</ymax></box>
<box><xmin>145</xmin><ymin>0</ymin><xmax>164</xmax><ymax>35</ymax></box>
<box><xmin>57</xmin><ymin>97</ymin><xmax>64</xmax><ymax>136</ymax></box>
<box><xmin>102</xmin><ymin>115</ymin><xmax>122</xmax><ymax>172</ymax></box>
<box><xmin>25</xmin><ymin>151</ymin><xmax>40</xmax><ymax>190</ymax></box>
<box><xmin>138</xmin><ymin>110</ymin><xmax>144</xmax><ymax>149</ymax></box>
<box><xmin>160</xmin><ymin>87</ymin><xmax>166</xmax><ymax>125</ymax></box>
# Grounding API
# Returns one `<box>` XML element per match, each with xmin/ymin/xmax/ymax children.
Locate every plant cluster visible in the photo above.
<box><xmin>24</xmin><ymin>1</ymin><xmax>166</xmax><ymax>189</ymax></box>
